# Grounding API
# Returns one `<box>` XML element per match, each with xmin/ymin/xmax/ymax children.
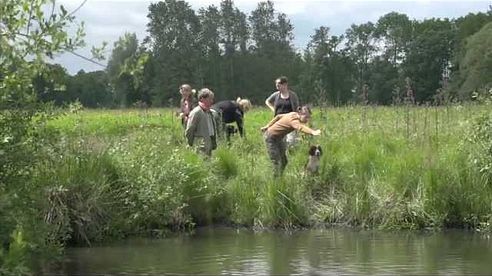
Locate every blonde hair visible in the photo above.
<box><xmin>236</xmin><ymin>97</ymin><xmax>252</xmax><ymax>112</ymax></box>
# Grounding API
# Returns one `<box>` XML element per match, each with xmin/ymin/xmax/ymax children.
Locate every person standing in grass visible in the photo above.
<box><xmin>185</xmin><ymin>88</ymin><xmax>217</xmax><ymax>157</ymax></box>
<box><xmin>261</xmin><ymin>105</ymin><xmax>321</xmax><ymax>176</ymax></box>
<box><xmin>178</xmin><ymin>84</ymin><xmax>195</xmax><ymax>127</ymax></box>
<box><xmin>265</xmin><ymin>76</ymin><xmax>301</xmax><ymax>146</ymax></box>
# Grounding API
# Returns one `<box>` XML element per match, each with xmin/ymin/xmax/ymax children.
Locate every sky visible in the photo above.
<box><xmin>52</xmin><ymin>0</ymin><xmax>491</xmax><ymax>75</ymax></box>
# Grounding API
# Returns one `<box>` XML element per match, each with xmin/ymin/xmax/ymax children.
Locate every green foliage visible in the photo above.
<box><xmin>23</xmin><ymin>2</ymin><xmax>489</xmax><ymax>107</ymax></box>
<box><xmin>0</xmin><ymin>229</ymin><xmax>30</xmax><ymax>276</ymax></box>
<box><xmin>35</xmin><ymin>150</ymin><xmax>121</xmax><ymax>245</ymax></box>
<box><xmin>213</xmin><ymin>147</ymin><xmax>239</xmax><ymax>179</ymax></box>
<box><xmin>403</xmin><ymin>18</ymin><xmax>455</xmax><ymax>102</ymax></box>
<box><xmin>66</xmin><ymin>70</ymin><xmax>112</xmax><ymax>108</ymax></box>
<box><xmin>453</xmin><ymin>22</ymin><xmax>492</xmax><ymax>98</ymax></box>
<box><xmin>0</xmin><ymin>0</ymin><xmax>92</xmax><ymax>272</ymax></box>
<box><xmin>107</xmin><ymin>33</ymin><xmax>150</xmax><ymax>107</ymax></box>
<box><xmin>465</xmin><ymin>112</ymin><xmax>492</xmax><ymax>180</ymax></box>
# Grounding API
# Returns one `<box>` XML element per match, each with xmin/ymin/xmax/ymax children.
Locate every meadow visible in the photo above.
<box><xmin>38</xmin><ymin>104</ymin><xmax>492</xmax><ymax>245</ymax></box>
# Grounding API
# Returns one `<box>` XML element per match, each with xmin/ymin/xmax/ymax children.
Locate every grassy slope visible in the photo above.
<box><xmin>39</xmin><ymin>105</ymin><xmax>492</xmax><ymax>243</ymax></box>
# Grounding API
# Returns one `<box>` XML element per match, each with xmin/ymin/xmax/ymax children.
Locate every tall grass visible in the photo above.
<box><xmin>31</xmin><ymin>104</ymin><xmax>492</xmax><ymax>245</ymax></box>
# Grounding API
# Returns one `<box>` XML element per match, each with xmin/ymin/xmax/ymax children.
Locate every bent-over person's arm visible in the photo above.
<box><xmin>290</xmin><ymin>119</ymin><xmax>316</xmax><ymax>135</ymax></box>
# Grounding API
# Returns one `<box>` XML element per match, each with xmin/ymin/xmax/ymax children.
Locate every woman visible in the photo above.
<box><xmin>178</xmin><ymin>84</ymin><xmax>195</xmax><ymax>127</ymax></box>
<box><xmin>212</xmin><ymin>97</ymin><xmax>252</xmax><ymax>140</ymax></box>
<box><xmin>265</xmin><ymin>76</ymin><xmax>300</xmax><ymax>146</ymax></box>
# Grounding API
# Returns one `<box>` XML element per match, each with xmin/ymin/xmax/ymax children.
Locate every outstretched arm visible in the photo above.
<box><xmin>291</xmin><ymin>120</ymin><xmax>321</xmax><ymax>136</ymax></box>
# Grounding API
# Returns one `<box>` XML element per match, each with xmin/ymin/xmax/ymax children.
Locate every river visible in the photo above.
<box><xmin>41</xmin><ymin>227</ymin><xmax>492</xmax><ymax>275</ymax></box>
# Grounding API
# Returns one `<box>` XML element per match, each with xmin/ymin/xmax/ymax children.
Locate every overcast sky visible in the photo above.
<box><xmin>52</xmin><ymin>0</ymin><xmax>491</xmax><ymax>75</ymax></box>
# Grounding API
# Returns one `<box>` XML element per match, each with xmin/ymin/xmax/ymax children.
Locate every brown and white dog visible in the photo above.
<box><xmin>305</xmin><ymin>145</ymin><xmax>322</xmax><ymax>174</ymax></box>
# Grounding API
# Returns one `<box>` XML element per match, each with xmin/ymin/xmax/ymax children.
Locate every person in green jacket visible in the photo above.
<box><xmin>185</xmin><ymin>88</ymin><xmax>218</xmax><ymax>157</ymax></box>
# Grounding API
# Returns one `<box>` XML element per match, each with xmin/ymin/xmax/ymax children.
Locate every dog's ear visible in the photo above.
<box><xmin>308</xmin><ymin>145</ymin><xmax>316</xmax><ymax>155</ymax></box>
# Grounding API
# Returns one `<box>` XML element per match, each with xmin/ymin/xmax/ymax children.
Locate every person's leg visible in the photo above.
<box><xmin>266</xmin><ymin>136</ymin><xmax>283</xmax><ymax>177</ymax></box>
<box><xmin>198</xmin><ymin>137</ymin><xmax>212</xmax><ymax>158</ymax></box>
<box><xmin>279</xmin><ymin>138</ymin><xmax>288</xmax><ymax>173</ymax></box>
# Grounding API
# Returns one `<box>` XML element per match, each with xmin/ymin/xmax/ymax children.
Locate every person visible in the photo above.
<box><xmin>265</xmin><ymin>76</ymin><xmax>301</xmax><ymax>146</ymax></box>
<box><xmin>178</xmin><ymin>84</ymin><xmax>195</xmax><ymax>127</ymax></box>
<box><xmin>212</xmin><ymin>97</ymin><xmax>252</xmax><ymax>140</ymax></box>
<box><xmin>185</xmin><ymin>88</ymin><xmax>217</xmax><ymax>157</ymax></box>
<box><xmin>261</xmin><ymin>105</ymin><xmax>321</xmax><ymax>176</ymax></box>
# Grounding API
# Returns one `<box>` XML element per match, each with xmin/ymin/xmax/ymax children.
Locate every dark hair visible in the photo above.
<box><xmin>198</xmin><ymin>88</ymin><xmax>214</xmax><ymax>100</ymax></box>
<box><xmin>276</xmin><ymin>76</ymin><xmax>288</xmax><ymax>84</ymax></box>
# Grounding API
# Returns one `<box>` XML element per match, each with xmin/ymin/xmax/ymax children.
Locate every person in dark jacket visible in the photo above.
<box><xmin>212</xmin><ymin>97</ymin><xmax>252</xmax><ymax>140</ymax></box>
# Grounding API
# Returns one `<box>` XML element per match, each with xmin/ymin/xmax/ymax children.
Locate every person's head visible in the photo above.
<box><xmin>298</xmin><ymin>105</ymin><xmax>312</xmax><ymax>123</ymax></box>
<box><xmin>198</xmin><ymin>88</ymin><xmax>214</xmax><ymax>107</ymax></box>
<box><xmin>180</xmin><ymin>84</ymin><xmax>192</xmax><ymax>97</ymax></box>
<box><xmin>236</xmin><ymin>97</ymin><xmax>252</xmax><ymax>112</ymax></box>
<box><xmin>275</xmin><ymin>76</ymin><xmax>289</xmax><ymax>92</ymax></box>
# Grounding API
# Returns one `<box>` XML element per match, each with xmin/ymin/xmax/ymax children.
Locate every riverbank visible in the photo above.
<box><xmin>2</xmin><ymin>105</ymin><xmax>492</xmax><ymax>274</ymax></box>
<box><xmin>41</xmin><ymin>105</ymin><xmax>492</xmax><ymax>234</ymax></box>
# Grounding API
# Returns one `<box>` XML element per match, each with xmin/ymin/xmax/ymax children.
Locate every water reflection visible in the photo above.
<box><xmin>41</xmin><ymin>227</ymin><xmax>492</xmax><ymax>275</ymax></box>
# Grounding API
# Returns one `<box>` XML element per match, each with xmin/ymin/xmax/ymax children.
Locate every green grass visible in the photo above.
<box><xmin>33</xmin><ymin>104</ymin><xmax>492</xmax><ymax>244</ymax></box>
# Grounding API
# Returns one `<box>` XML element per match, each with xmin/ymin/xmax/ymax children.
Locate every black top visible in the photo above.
<box><xmin>212</xmin><ymin>100</ymin><xmax>244</xmax><ymax>136</ymax></box>
<box><xmin>275</xmin><ymin>96</ymin><xmax>293</xmax><ymax>116</ymax></box>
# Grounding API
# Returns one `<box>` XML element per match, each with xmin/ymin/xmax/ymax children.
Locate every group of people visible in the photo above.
<box><xmin>178</xmin><ymin>76</ymin><xmax>321</xmax><ymax>176</ymax></box>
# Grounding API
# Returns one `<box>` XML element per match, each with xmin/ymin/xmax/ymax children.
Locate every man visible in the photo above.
<box><xmin>261</xmin><ymin>105</ymin><xmax>321</xmax><ymax>176</ymax></box>
<box><xmin>185</xmin><ymin>88</ymin><xmax>217</xmax><ymax>157</ymax></box>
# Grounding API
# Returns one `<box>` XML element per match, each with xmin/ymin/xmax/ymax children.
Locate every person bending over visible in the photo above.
<box><xmin>261</xmin><ymin>105</ymin><xmax>321</xmax><ymax>176</ymax></box>
<box><xmin>212</xmin><ymin>97</ymin><xmax>252</xmax><ymax>140</ymax></box>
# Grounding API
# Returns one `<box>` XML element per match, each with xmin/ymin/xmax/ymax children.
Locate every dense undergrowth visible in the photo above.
<box><xmin>2</xmin><ymin>105</ymin><xmax>492</xmax><ymax>274</ymax></box>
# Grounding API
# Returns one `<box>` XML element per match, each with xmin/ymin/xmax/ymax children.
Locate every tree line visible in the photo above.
<box><xmin>35</xmin><ymin>0</ymin><xmax>492</xmax><ymax>108</ymax></box>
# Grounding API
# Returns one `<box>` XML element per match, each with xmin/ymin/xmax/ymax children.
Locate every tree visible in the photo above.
<box><xmin>302</xmin><ymin>27</ymin><xmax>353</xmax><ymax>104</ymax></box>
<box><xmin>450</xmin><ymin>11</ymin><xmax>492</xmax><ymax>99</ymax></box>
<box><xmin>344</xmin><ymin>22</ymin><xmax>378</xmax><ymax>102</ymax></box>
<box><xmin>403</xmin><ymin>18</ymin><xmax>455</xmax><ymax>103</ymax></box>
<box><xmin>32</xmin><ymin>64</ymin><xmax>70</xmax><ymax>105</ymax></box>
<box><xmin>107</xmin><ymin>33</ymin><xmax>149</xmax><ymax>107</ymax></box>
<box><xmin>452</xmin><ymin>22</ymin><xmax>492</xmax><ymax>99</ymax></box>
<box><xmin>0</xmin><ymin>0</ymin><xmax>87</xmax><ymax>271</ymax></box>
<box><xmin>248</xmin><ymin>1</ymin><xmax>299</xmax><ymax>103</ymax></box>
<box><xmin>146</xmin><ymin>0</ymin><xmax>201</xmax><ymax>106</ymax></box>
<box><xmin>375</xmin><ymin>12</ymin><xmax>412</xmax><ymax>65</ymax></box>
<box><xmin>197</xmin><ymin>5</ymin><xmax>222</xmax><ymax>98</ymax></box>
<box><xmin>249</xmin><ymin>0</ymin><xmax>293</xmax><ymax>55</ymax></box>
<box><xmin>67</xmin><ymin>70</ymin><xmax>112</xmax><ymax>107</ymax></box>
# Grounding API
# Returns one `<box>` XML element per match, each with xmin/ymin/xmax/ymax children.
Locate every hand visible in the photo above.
<box><xmin>312</xmin><ymin>129</ymin><xmax>321</xmax><ymax>136</ymax></box>
<box><xmin>178</xmin><ymin>112</ymin><xmax>184</xmax><ymax>118</ymax></box>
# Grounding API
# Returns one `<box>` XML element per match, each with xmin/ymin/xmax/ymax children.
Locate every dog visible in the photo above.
<box><xmin>305</xmin><ymin>145</ymin><xmax>322</xmax><ymax>174</ymax></box>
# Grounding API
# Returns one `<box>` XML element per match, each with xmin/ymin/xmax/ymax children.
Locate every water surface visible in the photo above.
<box><xmin>42</xmin><ymin>227</ymin><xmax>492</xmax><ymax>275</ymax></box>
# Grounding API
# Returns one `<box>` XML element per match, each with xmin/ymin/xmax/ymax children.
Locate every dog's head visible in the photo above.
<box><xmin>226</xmin><ymin>125</ymin><xmax>238</xmax><ymax>135</ymax></box>
<box><xmin>308</xmin><ymin>145</ymin><xmax>322</xmax><ymax>157</ymax></box>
